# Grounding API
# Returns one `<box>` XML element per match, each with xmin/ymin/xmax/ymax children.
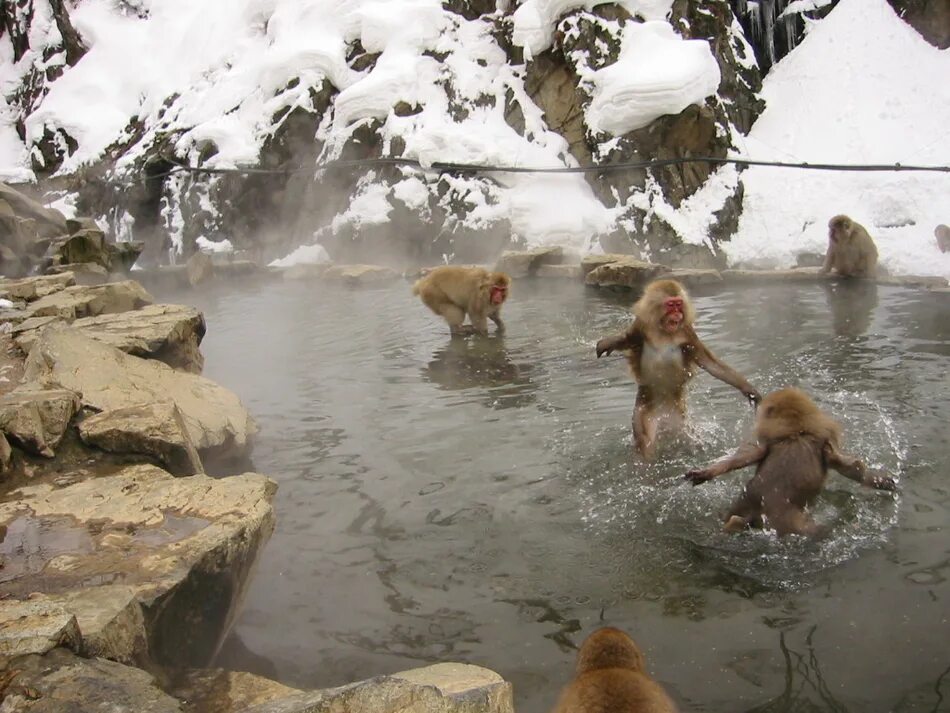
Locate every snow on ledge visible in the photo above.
<box><xmin>586</xmin><ymin>21</ymin><xmax>721</xmax><ymax>136</ymax></box>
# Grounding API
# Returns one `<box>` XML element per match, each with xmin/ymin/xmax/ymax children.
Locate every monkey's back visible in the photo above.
<box><xmin>413</xmin><ymin>266</ymin><xmax>489</xmax><ymax>308</ymax></box>
<box><xmin>749</xmin><ymin>435</ymin><xmax>829</xmax><ymax>510</ymax></box>
<box><xmin>551</xmin><ymin>669</ymin><xmax>678</xmax><ymax>713</ymax></box>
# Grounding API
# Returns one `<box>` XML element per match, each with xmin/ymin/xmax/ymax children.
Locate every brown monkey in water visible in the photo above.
<box><xmin>595</xmin><ymin>279</ymin><xmax>760</xmax><ymax>459</ymax></box>
<box><xmin>551</xmin><ymin>627</ymin><xmax>678</xmax><ymax>713</ymax></box>
<box><xmin>685</xmin><ymin>387</ymin><xmax>896</xmax><ymax>536</ymax></box>
<box><xmin>820</xmin><ymin>215</ymin><xmax>878</xmax><ymax>277</ymax></box>
<box><xmin>412</xmin><ymin>266</ymin><xmax>510</xmax><ymax>336</ymax></box>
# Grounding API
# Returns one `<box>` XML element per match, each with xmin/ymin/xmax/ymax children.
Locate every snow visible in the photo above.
<box><xmin>728</xmin><ymin>0</ymin><xmax>950</xmax><ymax>278</ymax></box>
<box><xmin>268</xmin><ymin>242</ymin><xmax>331</xmax><ymax>267</ymax></box>
<box><xmin>196</xmin><ymin>236</ymin><xmax>234</xmax><ymax>254</ymax></box>
<box><xmin>586</xmin><ymin>21</ymin><xmax>721</xmax><ymax>136</ymax></box>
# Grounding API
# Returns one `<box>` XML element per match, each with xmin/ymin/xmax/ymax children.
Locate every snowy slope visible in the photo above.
<box><xmin>729</xmin><ymin>0</ymin><xmax>950</xmax><ymax>277</ymax></box>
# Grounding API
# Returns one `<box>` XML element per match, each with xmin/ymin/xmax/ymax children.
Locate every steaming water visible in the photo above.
<box><xmin>172</xmin><ymin>277</ymin><xmax>949</xmax><ymax>713</ymax></box>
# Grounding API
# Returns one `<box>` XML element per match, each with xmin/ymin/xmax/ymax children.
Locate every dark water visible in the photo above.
<box><xmin>173</xmin><ymin>276</ymin><xmax>949</xmax><ymax>713</ymax></box>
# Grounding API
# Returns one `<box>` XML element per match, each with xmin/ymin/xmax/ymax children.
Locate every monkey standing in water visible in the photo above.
<box><xmin>412</xmin><ymin>266</ymin><xmax>510</xmax><ymax>336</ymax></box>
<box><xmin>596</xmin><ymin>279</ymin><xmax>760</xmax><ymax>459</ymax></box>
<box><xmin>685</xmin><ymin>387</ymin><xmax>896</xmax><ymax>536</ymax></box>
<box><xmin>551</xmin><ymin>627</ymin><xmax>678</xmax><ymax>713</ymax></box>
<box><xmin>820</xmin><ymin>215</ymin><xmax>879</xmax><ymax>277</ymax></box>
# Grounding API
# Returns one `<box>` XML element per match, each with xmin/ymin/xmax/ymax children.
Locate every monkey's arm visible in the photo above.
<box><xmin>685</xmin><ymin>442</ymin><xmax>768</xmax><ymax>485</ymax></box>
<box><xmin>689</xmin><ymin>334</ymin><xmax>761</xmax><ymax>405</ymax></box>
<box><xmin>824</xmin><ymin>443</ymin><xmax>897</xmax><ymax>491</ymax></box>
<box><xmin>819</xmin><ymin>247</ymin><xmax>833</xmax><ymax>274</ymax></box>
<box><xmin>595</xmin><ymin>324</ymin><xmax>642</xmax><ymax>358</ymax></box>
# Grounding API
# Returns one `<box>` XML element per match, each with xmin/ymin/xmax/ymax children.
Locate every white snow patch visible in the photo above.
<box><xmin>586</xmin><ymin>21</ymin><xmax>721</xmax><ymax>136</ymax></box>
<box><xmin>196</xmin><ymin>235</ymin><xmax>234</xmax><ymax>254</ymax></box>
<box><xmin>269</xmin><ymin>242</ymin><xmax>331</xmax><ymax>267</ymax></box>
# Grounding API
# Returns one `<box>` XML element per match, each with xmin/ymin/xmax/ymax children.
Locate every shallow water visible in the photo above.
<box><xmin>174</xmin><ymin>276</ymin><xmax>949</xmax><ymax>713</ymax></box>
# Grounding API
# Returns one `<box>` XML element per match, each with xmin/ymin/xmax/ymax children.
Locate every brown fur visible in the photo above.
<box><xmin>685</xmin><ymin>388</ymin><xmax>896</xmax><ymax>536</ymax></box>
<box><xmin>412</xmin><ymin>266</ymin><xmax>510</xmax><ymax>336</ymax></box>
<box><xmin>821</xmin><ymin>215</ymin><xmax>878</xmax><ymax>277</ymax></box>
<box><xmin>551</xmin><ymin>628</ymin><xmax>678</xmax><ymax>713</ymax></box>
<box><xmin>935</xmin><ymin>224</ymin><xmax>950</xmax><ymax>253</ymax></box>
<box><xmin>596</xmin><ymin>279</ymin><xmax>759</xmax><ymax>459</ymax></box>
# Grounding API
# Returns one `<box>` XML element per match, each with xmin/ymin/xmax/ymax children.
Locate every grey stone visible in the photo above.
<box><xmin>78</xmin><ymin>402</ymin><xmax>204</xmax><ymax>476</ymax></box>
<box><xmin>584</xmin><ymin>260</ymin><xmax>669</xmax><ymax>289</ymax></box>
<box><xmin>0</xmin><ymin>388</ymin><xmax>81</xmax><ymax>457</ymax></box>
<box><xmin>24</xmin><ymin>280</ymin><xmax>154</xmax><ymax>320</ymax></box>
<box><xmin>495</xmin><ymin>247</ymin><xmax>563</xmax><ymax>278</ymax></box>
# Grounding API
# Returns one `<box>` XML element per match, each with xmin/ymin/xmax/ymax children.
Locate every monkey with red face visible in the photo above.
<box><xmin>596</xmin><ymin>279</ymin><xmax>760</xmax><ymax>459</ymax></box>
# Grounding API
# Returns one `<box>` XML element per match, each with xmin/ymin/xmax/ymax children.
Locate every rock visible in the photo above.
<box><xmin>666</xmin><ymin>269</ymin><xmax>723</xmax><ymax>286</ymax></box>
<box><xmin>47</xmin><ymin>262</ymin><xmax>110</xmax><ymax>285</ymax></box>
<box><xmin>0</xmin><ymin>182</ymin><xmax>69</xmax><ymax>239</ymax></box>
<box><xmin>536</xmin><ymin>264</ymin><xmax>582</xmax><ymax>280</ymax></box>
<box><xmin>580</xmin><ymin>253</ymin><xmax>633</xmax><ymax>277</ymax></box>
<box><xmin>584</xmin><ymin>260</ymin><xmax>670</xmax><ymax>289</ymax></box>
<box><xmin>494</xmin><ymin>247</ymin><xmax>564</xmax><ymax>278</ymax></box>
<box><xmin>0</xmin><ymin>272</ymin><xmax>75</xmax><ymax>302</ymax></box>
<box><xmin>721</xmin><ymin>267</ymin><xmax>829</xmax><ymax>283</ymax></box>
<box><xmin>0</xmin><ymin>388</ymin><xmax>81</xmax><ymax>457</ymax></box>
<box><xmin>43</xmin><ymin>228</ymin><xmax>108</xmax><ymax>270</ymax></box>
<box><xmin>78</xmin><ymin>402</ymin><xmax>204</xmax><ymax>476</ymax></box>
<box><xmin>282</xmin><ymin>263</ymin><xmax>331</xmax><ymax>281</ymax></box>
<box><xmin>0</xmin><ymin>464</ymin><xmax>276</xmax><ymax>668</ymax></box>
<box><xmin>171</xmin><ymin>669</ymin><xmax>303</xmax><ymax>713</ymax></box>
<box><xmin>108</xmin><ymin>241</ymin><xmax>144</xmax><ymax>272</ymax></box>
<box><xmin>240</xmin><ymin>662</ymin><xmax>513</xmax><ymax>713</ymax></box>
<box><xmin>17</xmin><ymin>304</ymin><xmax>207</xmax><ymax>373</ymax></box>
<box><xmin>23</xmin><ymin>329</ymin><xmax>256</xmax><ymax>461</ymax></box>
<box><xmin>186</xmin><ymin>251</ymin><xmax>214</xmax><ymax>286</ymax></box>
<box><xmin>323</xmin><ymin>264</ymin><xmax>400</xmax><ymax>285</ymax></box>
<box><xmin>0</xmin><ymin>648</ymin><xmax>181</xmax><ymax>713</ymax></box>
<box><xmin>24</xmin><ymin>280</ymin><xmax>154</xmax><ymax>320</ymax></box>
<box><xmin>0</xmin><ymin>600</ymin><xmax>81</xmax><ymax>659</ymax></box>
<box><xmin>0</xmin><ymin>243</ymin><xmax>31</xmax><ymax>279</ymax></box>
<box><xmin>0</xmin><ymin>431</ymin><xmax>11</xmax><ymax>472</ymax></box>
<box><xmin>877</xmin><ymin>274</ymin><xmax>949</xmax><ymax>289</ymax></box>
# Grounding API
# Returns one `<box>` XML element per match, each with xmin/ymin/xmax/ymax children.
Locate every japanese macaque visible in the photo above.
<box><xmin>595</xmin><ymin>279</ymin><xmax>760</xmax><ymax>459</ymax></box>
<box><xmin>820</xmin><ymin>215</ymin><xmax>878</xmax><ymax>278</ymax></box>
<box><xmin>685</xmin><ymin>388</ymin><xmax>896</xmax><ymax>537</ymax></box>
<box><xmin>412</xmin><ymin>266</ymin><xmax>510</xmax><ymax>336</ymax></box>
<box><xmin>551</xmin><ymin>627</ymin><xmax>678</xmax><ymax>713</ymax></box>
<box><xmin>935</xmin><ymin>224</ymin><xmax>950</xmax><ymax>253</ymax></box>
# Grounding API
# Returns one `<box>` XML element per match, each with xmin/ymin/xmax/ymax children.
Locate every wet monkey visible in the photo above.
<box><xmin>595</xmin><ymin>279</ymin><xmax>760</xmax><ymax>459</ymax></box>
<box><xmin>551</xmin><ymin>627</ymin><xmax>678</xmax><ymax>713</ymax></box>
<box><xmin>685</xmin><ymin>387</ymin><xmax>896</xmax><ymax>536</ymax></box>
<box><xmin>821</xmin><ymin>215</ymin><xmax>878</xmax><ymax>277</ymax></box>
<box><xmin>413</xmin><ymin>266</ymin><xmax>510</xmax><ymax>336</ymax></box>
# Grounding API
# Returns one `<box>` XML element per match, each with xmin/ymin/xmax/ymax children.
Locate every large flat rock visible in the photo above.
<box><xmin>24</xmin><ymin>280</ymin><xmax>153</xmax><ymax>321</ymax></box>
<box><xmin>0</xmin><ymin>464</ymin><xmax>276</xmax><ymax>668</ymax></box>
<box><xmin>0</xmin><ymin>272</ymin><xmax>75</xmax><ymax>302</ymax></box>
<box><xmin>584</xmin><ymin>259</ymin><xmax>669</xmax><ymax>288</ymax></box>
<box><xmin>0</xmin><ymin>388</ymin><xmax>80</xmax><ymax>457</ymax></box>
<box><xmin>23</xmin><ymin>328</ymin><xmax>256</xmax><ymax>461</ymax></box>
<box><xmin>495</xmin><ymin>247</ymin><xmax>564</xmax><ymax>278</ymax></box>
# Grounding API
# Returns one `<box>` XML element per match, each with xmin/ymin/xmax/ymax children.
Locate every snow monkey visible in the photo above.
<box><xmin>413</xmin><ymin>266</ymin><xmax>510</xmax><ymax>336</ymax></box>
<box><xmin>551</xmin><ymin>627</ymin><xmax>678</xmax><ymax>713</ymax></box>
<box><xmin>595</xmin><ymin>279</ymin><xmax>760</xmax><ymax>459</ymax></box>
<box><xmin>685</xmin><ymin>387</ymin><xmax>897</xmax><ymax>537</ymax></box>
<box><xmin>820</xmin><ymin>215</ymin><xmax>878</xmax><ymax>277</ymax></box>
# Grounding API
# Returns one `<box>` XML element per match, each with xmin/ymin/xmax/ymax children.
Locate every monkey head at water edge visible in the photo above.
<box><xmin>821</xmin><ymin>215</ymin><xmax>879</xmax><ymax>278</ymax></box>
<box><xmin>551</xmin><ymin>627</ymin><xmax>678</xmax><ymax>713</ymax></box>
<box><xmin>412</xmin><ymin>265</ymin><xmax>510</xmax><ymax>336</ymax></box>
<box><xmin>595</xmin><ymin>279</ymin><xmax>760</xmax><ymax>460</ymax></box>
<box><xmin>685</xmin><ymin>387</ymin><xmax>897</xmax><ymax>537</ymax></box>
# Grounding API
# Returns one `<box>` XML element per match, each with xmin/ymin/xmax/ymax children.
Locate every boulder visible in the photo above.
<box><xmin>0</xmin><ymin>600</ymin><xmax>81</xmax><ymax>660</ymax></box>
<box><xmin>536</xmin><ymin>264</ymin><xmax>582</xmax><ymax>280</ymax></box>
<box><xmin>0</xmin><ymin>431</ymin><xmax>11</xmax><ymax>472</ymax></box>
<box><xmin>0</xmin><ymin>388</ymin><xmax>81</xmax><ymax>457</ymax></box>
<box><xmin>78</xmin><ymin>402</ymin><xmax>204</xmax><ymax>476</ymax></box>
<box><xmin>323</xmin><ymin>264</ymin><xmax>400</xmax><ymax>285</ymax></box>
<box><xmin>17</xmin><ymin>304</ymin><xmax>207</xmax><ymax>373</ymax></box>
<box><xmin>0</xmin><ymin>464</ymin><xmax>276</xmax><ymax>668</ymax></box>
<box><xmin>584</xmin><ymin>259</ymin><xmax>670</xmax><ymax>289</ymax></box>
<box><xmin>43</xmin><ymin>228</ymin><xmax>108</xmax><ymax>269</ymax></box>
<box><xmin>495</xmin><ymin>247</ymin><xmax>564</xmax><ymax>278</ymax></box>
<box><xmin>666</xmin><ymin>269</ymin><xmax>723</xmax><ymax>286</ymax></box>
<box><xmin>24</xmin><ymin>280</ymin><xmax>154</xmax><ymax>320</ymax></box>
<box><xmin>171</xmin><ymin>669</ymin><xmax>303</xmax><ymax>713</ymax></box>
<box><xmin>47</xmin><ymin>262</ymin><xmax>111</xmax><ymax>285</ymax></box>
<box><xmin>580</xmin><ymin>253</ymin><xmax>636</xmax><ymax>277</ymax></box>
<box><xmin>0</xmin><ymin>272</ymin><xmax>75</xmax><ymax>302</ymax></box>
<box><xmin>240</xmin><ymin>663</ymin><xmax>513</xmax><ymax>713</ymax></box>
<box><xmin>721</xmin><ymin>267</ymin><xmax>828</xmax><ymax>283</ymax></box>
<box><xmin>186</xmin><ymin>251</ymin><xmax>214</xmax><ymax>286</ymax></box>
<box><xmin>108</xmin><ymin>241</ymin><xmax>144</xmax><ymax>273</ymax></box>
<box><xmin>23</xmin><ymin>329</ymin><xmax>255</xmax><ymax>461</ymax></box>
<box><xmin>0</xmin><ymin>648</ymin><xmax>181</xmax><ymax>713</ymax></box>
<box><xmin>0</xmin><ymin>182</ymin><xmax>69</xmax><ymax>239</ymax></box>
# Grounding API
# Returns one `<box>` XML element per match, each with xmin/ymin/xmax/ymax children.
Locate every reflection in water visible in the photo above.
<box><xmin>823</xmin><ymin>280</ymin><xmax>878</xmax><ymax>337</ymax></box>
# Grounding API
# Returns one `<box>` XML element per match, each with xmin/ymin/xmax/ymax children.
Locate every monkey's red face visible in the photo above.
<box><xmin>490</xmin><ymin>284</ymin><xmax>508</xmax><ymax>305</ymax></box>
<box><xmin>661</xmin><ymin>296</ymin><xmax>684</xmax><ymax>333</ymax></box>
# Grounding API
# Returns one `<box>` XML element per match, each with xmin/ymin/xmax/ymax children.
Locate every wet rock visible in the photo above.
<box><xmin>0</xmin><ymin>183</ymin><xmax>69</xmax><ymax>239</ymax></box>
<box><xmin>240</xmin><ymin>662</ymin><xmax>513</xmax><ymax>713</ymax></box>
<box><xmin>186</xmin><ymin>251</ymin><xmax>214</xmax><ymax>287</ymax></box>
<box><xmin>0</xmin><ymin>464</ymin><xmax>276</xmax><ymax>668</ymax></box>
<box><xmin>0</xmin><ymin>600</ymin><xmax>81</xmax><ymax>659</ymax></box>
<box><xmin>24</xmin><ymin>280</ymin><xmax>154</xmax><ymax>321</ymax></box>
<box><xmin>584</xmin><ymin>259</ymin><xmax>669</xmax><ymax>289</ymax></box>
<box><xmin>43</xmin><ymin>228</ymin><xmax>108</xmax><ymax>270</ymax></box>
<box><xmin>17</xmin><ymin>304</ymin><xmax>207</xmax><ymax>373</ymax></box>
<box><xmin>877</xmin><ymin>274</ymin><xmax>949</xmax><ymax>289</ymax></box>
<box><xmin>109</xmin><ymin>241</ymin><xmax>145</xmax><ymax>273</ymax></box>
<box><xmin>323</xmin><ymin>264</ymin><xmax>400</xmax><ymax>286</ymax></box>
<box><xmin>721</xmin><ymin>267</ymin><xmax>829</xmax><ymax>283</ymax></box>
<box><xmin>0</xmin><ymin>272</ymin><xmax>75</xmax><ymax>302</ymax></box>
<box><xmin>536</xmin><ymin>264</ymin><xmax>582</xmax><ymax>280</ymax></box>
<box><xmin>47</xmin><ymin>262</ymin><xmax>111</xmax><ymax>285</ymax></box>
<box><xmin>0</xmin><ymin>388</ymin><xmax>81</xmax><ymax>457</ymax></box>
<box><xmin>0</xmin><ymin>648</ymin><xmax>181</xmax><ymax>713</ymax></box>
<box><xmin>171</xmin><ymin>669</ymin><xmax>303</xmax><ymax>713</ymax></box>
<box><xmin>495</xmin><ymin>247</ymin><xmax>564</xmax><ymax>278</ymax></box>
<box><xmin>667</xmin><ymin>269</ymin><xmax>723</xmax><ymax>286</ymax></box>
<box><xmin>23</xmin><ymin>329</ymin><xmax>256</xmax><ymax>461</ymax></box>
<box><xmin>78</xmin><ymin>402</ymin><xmax>204</xmax><ymax>477</ymax></box>
<box><xmin>579</xmin><ymin>253</ymin><xmax>638</xmax><ymax>277</ymax></box>
<box><xmin>0</xmin><ymin>431</ymin><xmax>11</xmax><ymax>472</ymax></box>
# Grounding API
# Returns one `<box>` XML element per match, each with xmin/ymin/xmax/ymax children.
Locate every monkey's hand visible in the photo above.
<box><xmin>595</xmin><ymin>338</ymin><xmax>615</xmax><ymax>358</ymax></box>
<box><xmin>744</xmin><ymin>389</ymin><xmax>761</xmax><ymax>408</ymax></box>
<box><xmin>865</xmin><ymin>472</ymin><xmax>898</xmax><ymax>491</ymax></box>
<box><xmin>684</xmin><ymin>469</ymin><xmax>714</xmax><ymax>486</ymax></box>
